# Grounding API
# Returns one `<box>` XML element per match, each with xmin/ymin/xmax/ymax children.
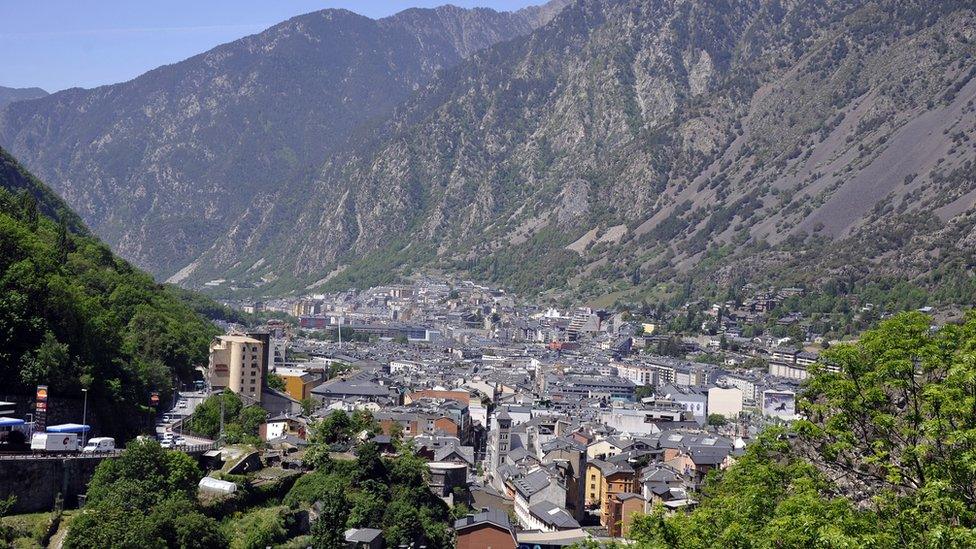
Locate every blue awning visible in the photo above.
<box><xmin>45</xmin><ymin>423</ymin><xmax>91</xmax><ymax>433</ymax></box>
<box><xmin>0</xmin><ymin>417</ymin><xmax>25</xmax><ymax>427</ymax></box>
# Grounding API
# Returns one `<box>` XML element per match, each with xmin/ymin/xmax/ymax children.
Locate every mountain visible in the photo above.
<box><xmin>5</xmin><ymin>0</ymin><xmax>976</xmax><ymax>302</ymax></box>
<box><xmin>185</xmin><ymin>0</ymin><xmax>976</xmax><ymax>299</ymax></box>
<box><xmin>0</xmin><ymin>2</ymin><xmax>570</xmax><ymax>280</ymax></box>
<box><xmin>0</xmin><ymin>86</ymin><xmax>47</xmax><ymax>110</ymax></box>
<box><xmin>0</xmin><ymin>145</ymin><xmax>218</xmax><ymax>439</ymax></box>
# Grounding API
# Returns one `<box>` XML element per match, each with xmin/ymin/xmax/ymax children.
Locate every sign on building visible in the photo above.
<box><xmin>761</xmin><ymin>390</ymin><xmax>796</xmax><ymax>419</ymax></box>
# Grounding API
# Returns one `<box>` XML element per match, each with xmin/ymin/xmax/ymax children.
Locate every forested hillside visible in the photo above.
<box><xmin>0</xmin><ymin>146</ymin><xmax>218</xmax><ymax>438</ymax></box>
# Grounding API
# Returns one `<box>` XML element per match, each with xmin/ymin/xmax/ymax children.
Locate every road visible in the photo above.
<box><xmin>155</xmin><ymin>390</ymin><xmax>214</xmax><ymax>447</ymax></box>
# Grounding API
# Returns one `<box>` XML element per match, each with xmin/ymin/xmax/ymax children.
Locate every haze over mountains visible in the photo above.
<box><xmin>3</xmin><ymin>0</ymin><xmax>976</xmax><ymax>300</ymax></box>
<box><xmin>0</xmin><ymin>86</ymin><xmax>48</xmax><ymax>110</ymax></box>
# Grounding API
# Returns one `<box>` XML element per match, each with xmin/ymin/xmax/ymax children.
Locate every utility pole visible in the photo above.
<box><xmin>80</xmin><ymin>388</ymin><xmax>89</xmax><ymax>446</ymax></box>
<box><xmin>338</xmin><ymin>316</ymin><xmax>342</xmax><ymax>347</ymax></box>
<box><xmin>219</xmin><ymin>394</ymin><xmax>224</xmax><ymax>442</ymax></box>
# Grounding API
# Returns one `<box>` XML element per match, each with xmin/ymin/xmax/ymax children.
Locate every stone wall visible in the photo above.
<box><xmin>0</xmin><ymin>456</ymin><xmax>107</xmax><ymax>513</ymax></box>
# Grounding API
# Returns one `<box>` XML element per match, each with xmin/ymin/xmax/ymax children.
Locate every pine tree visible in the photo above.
<box><xmin>56</xmin><ymin>213</ymin><xmax>69</xmax><ymax>263</ymax></box>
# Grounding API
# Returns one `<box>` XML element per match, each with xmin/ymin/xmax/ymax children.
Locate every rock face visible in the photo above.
<box><xmin>0</xmin><ymin>87</ymin><xmax>48</xmax><ymax>110</ymax></box>
<box><xmin>193</xmin><ymin>0</ymin><xmax>976</xmax><ymax>296</ymax></box>
<box><xmin>6</xmin><ymin>0</ymin><xmax>976</xmax><ymax>297</ymax></box>
<box><xmin>0</xmin><ymin>3</ymin><xmax>567</xmax><ymax>279</ymax></box>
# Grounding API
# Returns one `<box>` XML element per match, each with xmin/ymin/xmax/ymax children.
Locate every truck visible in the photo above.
<box><xmin>82</xmin><ymin>437</ymin><xmax>116</xmax><ymax>453</ymax></box>
<box><xmin>31</xmin><ymin>432</ymin><xmax>79</xmax><ymax>452</ymax></box>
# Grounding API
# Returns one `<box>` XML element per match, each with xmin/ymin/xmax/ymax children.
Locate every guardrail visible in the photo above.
<box><xmin>0</xmin><ymin>441</ymin><xmax>217</xmax><ymax>459</ymax></box>
<box><xmin>0</xmin><ymin>451</ymin><xmax>122</xmax><ymax>460</ymax></box>
<box><xmin>178</xmin><ymin>442</ymin><xmax>218</xmax><ymax>453</ymax></box>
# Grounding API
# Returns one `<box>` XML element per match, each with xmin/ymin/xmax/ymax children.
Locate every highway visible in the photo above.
<box><xmin>155</xmin><ymin>391</ymin><xmax>215</xmax><ymax>448</ymax></box>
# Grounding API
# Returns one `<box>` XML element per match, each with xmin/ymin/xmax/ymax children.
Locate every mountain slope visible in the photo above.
<box><xmin>0</xmin><ymin>86</ymin><xmax>47</xmax><ymax>110</ymax></box>
<box><xmin>189</xmin><ymin>0</ymin><xmax>976</xmax><ymax>298</ymax></box>
<box><xmin>0</xmin><ymin>145</ymin><xmax>218</xmax><ymax>439</ymax></box>
<box><xmin>0</xmin><ymin>2</ymin><xmax>568</xmax><ymax>279</ymax></box>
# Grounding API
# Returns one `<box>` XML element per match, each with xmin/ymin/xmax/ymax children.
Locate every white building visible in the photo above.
<box><xmin>707</xmin><ymin>387</ymin><xmax>743</xmax><ymax>419</ymax></box>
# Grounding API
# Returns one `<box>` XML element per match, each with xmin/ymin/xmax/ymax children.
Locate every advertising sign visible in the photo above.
<box><xmin>35</xmin><ymin>385</ymin><xmax>48</xmax><ymax>431</ymax></box>
<box><xmin>762</xmin><ymin>390</ymin><xmax>796</xmax><ymax>419</ymax></box>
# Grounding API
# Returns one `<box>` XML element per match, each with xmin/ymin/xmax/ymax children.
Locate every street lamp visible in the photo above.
<box><xmin>81</xmin><ymin>388</ymin><xmax>88</xmax><ymax>447</ymax></box>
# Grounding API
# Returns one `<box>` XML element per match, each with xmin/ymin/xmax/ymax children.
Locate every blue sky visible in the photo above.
<box><xmin>0</xmin><ymin>0</ymin><xmax>547</xmax><ymax>92</ymax></box>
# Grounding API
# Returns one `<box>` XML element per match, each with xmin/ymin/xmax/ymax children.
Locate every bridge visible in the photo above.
<box><xmin>0</xmin><ymin>441</ymin><xmax>219</xmax><ymax>513</ymax></box>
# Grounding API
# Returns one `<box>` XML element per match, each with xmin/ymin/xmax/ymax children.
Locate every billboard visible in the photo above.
<box><xmin>762</xmin><ymin>390</ymin><xmax>796</xmax><ymax>419</ymax></box>
<box><xmin>35</xmin><ymin>385</ymin><xmax>48</xmax><ymax>431</ymax></box>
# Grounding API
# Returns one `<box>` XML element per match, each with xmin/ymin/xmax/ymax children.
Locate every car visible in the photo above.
<box><xmin>160</xmin><ymin>440</ymin><xmax>174</xmax><ymax>449</ymax></box>
<box><xmin>82</xmin><ymin>437</ymin><xmax>116</xmax><ymax>453</ymax></box>
<box><xmin>174</xmin><ymin>437</ymin><xmax>186</xmax><ymax>446</ymax></box>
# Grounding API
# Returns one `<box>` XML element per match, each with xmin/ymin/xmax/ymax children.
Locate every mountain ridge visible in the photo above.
<box><xmin>0</xmin><ymin>86</ymin><xmax>48</xmax><ymax>110</ymax></box>
<box><xmin>188</xmin><ymin>0</ymin><xmax>976</xmax><ymax>299</ymax></box>
<box><xmin>0</xmin><ymin>1</ymin><xmax>570</xmax><ymax>279</ymax></box>
<box><xmin>5</xmin><ymin>0</ymin><xmax>976</xmax><ymax>302</ymax></box>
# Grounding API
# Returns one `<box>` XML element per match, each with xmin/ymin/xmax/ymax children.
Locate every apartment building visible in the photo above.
<box><xmin>208</xmin><ymin>335</ymin><xmax>265</xmax><ymax>402</ymax></box>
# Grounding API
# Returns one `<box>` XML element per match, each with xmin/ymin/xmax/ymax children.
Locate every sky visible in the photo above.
<box><xmin>0</xmin><ymin>0</ymin><xmax>547</xmax><ymax>92</ymax></box>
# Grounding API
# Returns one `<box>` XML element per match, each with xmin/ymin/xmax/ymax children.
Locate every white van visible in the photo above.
<box><xmin>82</xmin><ymin>437</ymin><xmax>116</xmax><ymax>453</ymax></box>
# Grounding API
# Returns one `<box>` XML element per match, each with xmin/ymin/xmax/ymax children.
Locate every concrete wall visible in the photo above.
<box><xmin>0</xmin><ymin>456</ymin><xmax>107</xmax><ymax>513</ymax></box>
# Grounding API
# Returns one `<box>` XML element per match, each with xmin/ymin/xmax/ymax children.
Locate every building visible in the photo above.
<box><xmin>207</xmin><ymin>335</ymin><xmax>265</xmax><ymax>403</ymax></box>
<box><xmin>455</xmin><ymin>509</ymin><xmax>516</xmax><ymax>549</ymax></box>
<box><xmin>607</xmin><ymin>492</ymin><xmax>646</xmax><ymax>537</ymax></box>
<box><xmin>274</xmin><ymin>367</ymin><xmax>322</xmax><ymax>401</ymax></box>
<box><xmin>427</xmin><ymin>462</ymin><xmax>468</xmax><ymax>499</ymax></box>
<box><xmin>344</xmin><ymin>528</ymin><xmax>383</xmax><ymax>549</ymax></box>
<box><xmin>706</xmin><ymin>387</ymin><xmax>743</xmax><ymax>419</ymax></box>
<box><xmin>585</xmin><ymin>459</ymin><xmax>639</xmax><ymax>526</ymax></box>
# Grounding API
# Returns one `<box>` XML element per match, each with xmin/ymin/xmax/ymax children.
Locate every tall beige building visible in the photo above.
<box><xmin>208</xmin><ymin>335</ymin><xmax>265</xmax><ymax>402</ymax></box>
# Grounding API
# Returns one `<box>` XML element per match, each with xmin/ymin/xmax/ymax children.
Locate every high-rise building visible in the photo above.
<box><xmin>207</xmin><ymin>335</ymin><xmax>265</xmax><ymax>402</ymax></box>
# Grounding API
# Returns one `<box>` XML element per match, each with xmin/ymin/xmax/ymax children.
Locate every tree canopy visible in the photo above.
<box><xmin>65</xmin><ymin>440</ymin><xmax>224</xmax><ymax>549</ymax></box>
<box><xmin>0</xmin><ymin>149</ymin><xmax>219</xmax><ymax>439</ymax></box>
<box><xmin>630</xmin><ymin>311</ymin><xmax>976</xmax><ymax>548</ymax></box>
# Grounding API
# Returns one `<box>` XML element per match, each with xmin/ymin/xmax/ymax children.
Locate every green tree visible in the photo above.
<box><xmin>798</xmin><ymin>311</ymin><xmax>976</xmax><ymax>546</ymax></box>
<box><xmin>67</xmin><ymin>441</ymin><xmax>224</xmax><ymax>549</ymax></box>
<box><xmin>310</xmin><ymin>477</ymin><xmax>349</xmax><ymax>549</ymax></box>
<box><xmin>706</xmin><ymin>413</ymin><xmax>727</xmax><ymax>427</ymax></box>
<box><xmin>630</xmin><ymin>429</ymin><xmax>887</xmax><ymax>548</ymax></box>
<box><xmin>318</xmin><ymin>410</ymin><xmax>352</xmax><ymax>445</ymax></box>
<box><xmin>266</xmin><ymin>373</ymin><xmax>286</xmax><ymax>392</ymax></box>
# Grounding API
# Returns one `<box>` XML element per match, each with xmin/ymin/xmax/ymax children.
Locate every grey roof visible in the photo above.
<box><xmin>435</xmin><ymin>444</ymin><xmax>475</xmax><ymax>465</ymax></box>
<box><xmin>454</xmin><ymin>509</ymin><xmax>513</xmax><ymax>533</ymax></box>
<box><xmin>513</xmin><ymin>468</ymin><xmax>552</xmax><ymax>498</ymax></box>
<box><xmin>528</xmin><ymin>501</ymin><xmax>581</xmax><ymax>529</ymax></box>
<box><xmin>345</xmin><ymin>528</ymin><xmax>383</xmax><ymax>543</ymax></box>
<box><xmin>688</xmin><ymin>447</ymin><xmax>731</xmax><ymax>465</ymax></box>
<box><xmin>542</xmin><ymin>436</ymin><xmax>587</xmax><ymax>453</ymax></box>
<box><xmin>312</xmin><ymin>379</ymin><xmax>390</xmax><ymax>397</ymax></box>
<box><xmin>590</xmin><ymin>458</ymin><xmax>634</xmax><ymax>476</ymax></box>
